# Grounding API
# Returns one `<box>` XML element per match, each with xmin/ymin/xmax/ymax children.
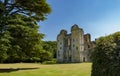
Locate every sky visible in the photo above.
<box><xmin>39</xmin><ymin>0</ymin><xmax>120</xmax><ymax>41</ymax></box>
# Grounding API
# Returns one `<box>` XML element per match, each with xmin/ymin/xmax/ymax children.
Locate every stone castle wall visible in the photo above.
<box><xmin>57</xmin><ymin>24</ymin><xmax>93</xmax><ymax>63</ymax></box>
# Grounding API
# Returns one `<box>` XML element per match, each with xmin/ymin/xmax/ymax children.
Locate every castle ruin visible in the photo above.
<box><xmin>57</xmin><ymin>24</ymin><xmax>93</xmax><ymax>63</ymax></box>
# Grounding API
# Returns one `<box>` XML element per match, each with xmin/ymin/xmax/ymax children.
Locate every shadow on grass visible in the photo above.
<box><xmin>0</xmin><ymin>67</ymin><xmax>39</xmax><ymax>73</ymax></box>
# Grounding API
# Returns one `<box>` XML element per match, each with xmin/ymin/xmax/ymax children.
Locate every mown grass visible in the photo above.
<box><xmin>0</xmin><ymin>63</ymin><xmax>92</xmax><ymax>76</ymax></box>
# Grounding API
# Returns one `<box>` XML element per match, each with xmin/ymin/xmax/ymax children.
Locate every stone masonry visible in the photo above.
<box><xmin>57</xmin><ymin>24</ymin><xmax>93</xmax><ymax>63</ymax></box>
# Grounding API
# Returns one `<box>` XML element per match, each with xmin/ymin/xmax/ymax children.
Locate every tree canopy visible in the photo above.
<box><xmin>0</xmin><ymin>0</ymin><xmax>52</xmax><ymax>63</ymax></box>
<box><xmin>0</xmin><ymin>0</ymin><xmax>51</xmax><ymax>20</ymax></box>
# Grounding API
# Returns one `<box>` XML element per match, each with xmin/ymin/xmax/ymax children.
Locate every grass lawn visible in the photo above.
<box><xmin>0</xmin><ymin>63</ymin><xmax>92</xmax><ymax>76</ymax></box>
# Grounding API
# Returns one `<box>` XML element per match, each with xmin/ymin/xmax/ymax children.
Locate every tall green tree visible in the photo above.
<box><xmin>5</xmin><ymin>14</ymin><xmax>44</xmax><ymax>62</ymax></box>
<box><xmin>0</xmin><ymin>0</ymin><xmax>51</xmax><ymax>63</ymax></box>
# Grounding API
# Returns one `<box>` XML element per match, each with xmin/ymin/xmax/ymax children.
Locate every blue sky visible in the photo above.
<box><xmin>39</xmin><ymin>0</ymin><xmax>120</xmax><ymax>41</ymax></box>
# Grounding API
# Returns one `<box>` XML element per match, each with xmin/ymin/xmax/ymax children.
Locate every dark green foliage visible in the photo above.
<box><xmin>0</xmin><ymin>0</ymin><xmax>52</xmax><ymax>63</ymax></box>
<box><xmin>0</xmin><ymin>0</ymin><xmax>51</xmax><ymax>21</ymax></box>
<box><xmin>39</xmin><ymin>51</ymin><xmax>52</xmax><ymax>62</ymax></box>
<box><xmin>42</xmin><ymin>41</ymin><xmax>57</xmax><ymax>58</ymax></box>
<box><xmin>5</xmin><ymin>14</ymin><xmax>44</xmax><ymax>63</ymax></box>
<box><xmin>42</xmin><ymin>59</ymin><xmax>56</xmax><ymax>64</ymax></box>
<box><xmin>91</xmin><ymin>32</ymin><xmax>120</xmax><ymax>76</ymax></box>
<box><xmin>0</xmin><ymin>31</ymin><xmax>11</xmax><ymax>63</ymax></box>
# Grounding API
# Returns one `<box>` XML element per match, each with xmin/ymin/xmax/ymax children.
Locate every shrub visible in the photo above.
<box><xmin>91</xmin><ymin>34</ymin><xmax>120</xmax><ymax>76</ymax></box>
<box><xmin>42</xmin><ymin>59</ymin><xmax>56</xmax><ymax>64</ymax></box>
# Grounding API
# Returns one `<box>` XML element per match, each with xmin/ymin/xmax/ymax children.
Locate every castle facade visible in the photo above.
<box><xmin>57</xmin><ymin>24</ymin><xmax>93</xmax><ymax>63</ymax></box>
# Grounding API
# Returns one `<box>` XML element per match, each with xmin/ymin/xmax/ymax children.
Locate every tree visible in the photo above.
<box><xmin>0</xmin><ymin>0</ymin><xmax>51</xmax><ymax>63</ymax></box>
<box><xmin>42</xmin><ymin>41</ymin><xmax>57</xmax><ymax>58</ymax></box>
<box><xmin>0</xmin><ymin>0</ymin><xmax>51</xmax><ymax>20</ymax></box>
<box><xmin>0</xmin><ymin>31</ymin><xmax>11</xmax><ymax>63</ymax></box>
<box><xmin>0</xmin><ymin>0</ymin><xmax>51</xmax><ymax>32</ymax></box>
<box><xmin>39</xmin><ymin>50</ymin><xmax>52</xmax><ymax>62</ymax></box>
<box><xmin>91</xmin><ymin>32</ymin><xmax>120</xmax><ymax>76</ymax></box>
<box><xmin>5</xmin><ymin>14</ymin><xmax>44</xmax><ymax>62</ymax></box>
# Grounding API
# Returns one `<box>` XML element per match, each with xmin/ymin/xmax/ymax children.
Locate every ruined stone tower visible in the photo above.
<box><xmin>57</xmin><ymin>24</ymin><xmax>93</xmax><ymax>63</ymax></box>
